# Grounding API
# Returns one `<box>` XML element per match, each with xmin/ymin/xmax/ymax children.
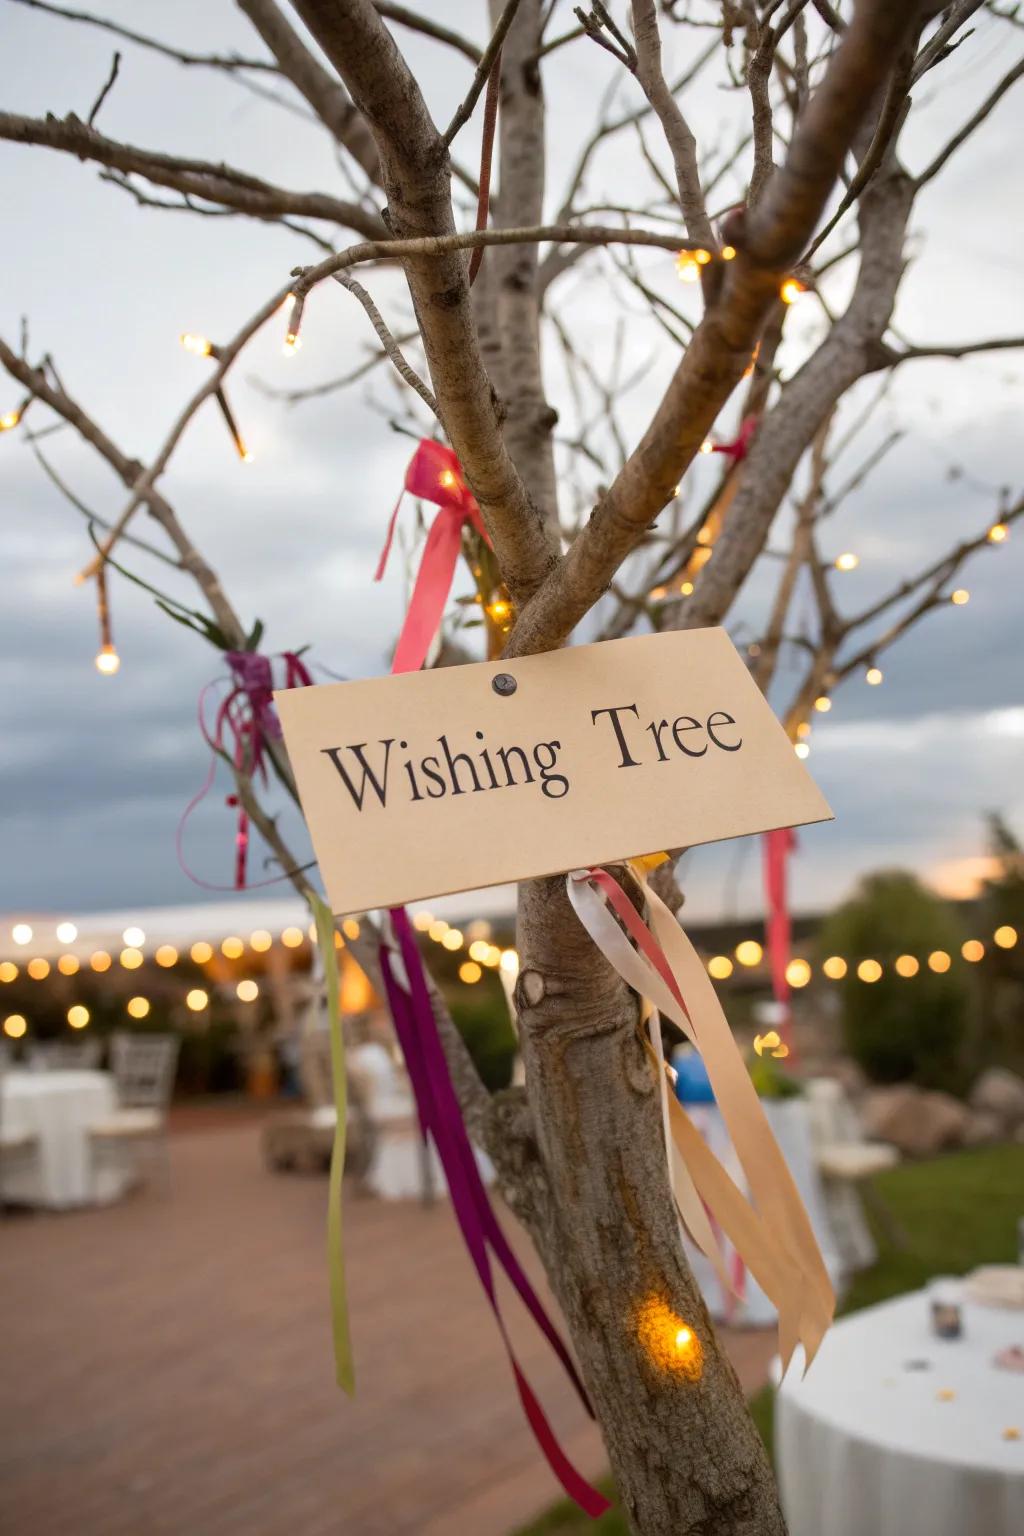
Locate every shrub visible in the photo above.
<box><xmin>819</xmin><ymin>871</ymin><xmax>968</xmax><ymax>1089</ymax></box>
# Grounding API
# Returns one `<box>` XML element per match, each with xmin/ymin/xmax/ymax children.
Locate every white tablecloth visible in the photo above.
<box><xmin>681</xmin><ymin>1098</ymin><xmax>842</xmax><ymax>1325</ymax></box>
<box><xmin>1</xmin><ymin>1069</ymin><xmax>129</xmax><ymax>1208</ymax></box>
<box><xmin>776</xmin><ymin>1290</ymin><xmax>1024</xmax><ymax>1536</ymax></box>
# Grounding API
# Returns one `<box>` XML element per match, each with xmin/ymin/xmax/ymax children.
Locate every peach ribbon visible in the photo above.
<box><xmin>567</xmin><ymin>866</ymin><xmax>834</xmax><ymax>1373</ymax></box>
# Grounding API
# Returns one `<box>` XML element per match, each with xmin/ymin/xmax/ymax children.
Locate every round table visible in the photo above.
<box><xmin>775</xmin><ymin>1289</ymin><xmax>1024</xmax><ymax>1536</ymax></box>
<box><xmin>1</xmin><ymin>1069</ymin><xmax>128</xmax><ymax>1209</ymax></box>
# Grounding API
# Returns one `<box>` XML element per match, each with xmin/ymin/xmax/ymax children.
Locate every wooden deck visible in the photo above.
<box><xmin>0</xmin><ymin>1112</ymin><xmax>775</xmax><ymax>1535</ymax></box>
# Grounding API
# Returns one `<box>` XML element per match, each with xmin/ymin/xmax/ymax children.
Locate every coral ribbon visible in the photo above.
<box><xmin>763</xmin><ymin>826</ymin><xmax>797</xmax><ymax>1057</ymax></box>
<box><xmin>375</xmin><ymin>439</ymin><xmax>490</xmax><ymax>674</ymax></box>
<box><xmin>378</xmin><ymin>910</ymin><xmax>608</xmax><ymax>1519</ymax></box>
<box><xmin>567</xmin><ymin>867</ymin><xmax>834</xmax><ymax>1374</ymax></box>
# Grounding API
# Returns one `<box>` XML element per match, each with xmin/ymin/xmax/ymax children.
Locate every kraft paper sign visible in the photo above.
<box><xmin>275</xmin><ymin>627</ymin><xmax>832</xmax><ymax>915</ymax></box>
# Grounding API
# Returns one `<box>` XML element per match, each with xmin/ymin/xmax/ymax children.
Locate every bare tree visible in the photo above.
<box><xmin>3</xmin><ymin>2</ymin><xmax>1023</xmax><ymax>1532</ymax></box>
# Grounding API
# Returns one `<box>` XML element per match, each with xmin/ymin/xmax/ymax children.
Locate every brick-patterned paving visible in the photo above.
<box><xmin>0</xmin><ymin>1115</ymin><xmax>775</xmax><ymax>1535</ymax></box>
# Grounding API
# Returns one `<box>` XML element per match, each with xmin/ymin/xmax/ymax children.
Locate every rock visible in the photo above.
<box><xmin>969</xmin><ymin>1067</ymin><xmax>1024</xmax><ymax>1133</ymax></box>
<box><xmin>963</xmin><ymin>1110</ymin><xmax>1004</xmax><ymax>1147</ymax></box>
<box><xmin>862</xmin><ymin>1084</ymin><xmax>971</xmax><ymax>1158</ymax></box>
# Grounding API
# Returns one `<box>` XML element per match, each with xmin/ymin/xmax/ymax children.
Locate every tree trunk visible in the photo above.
<box><xmin>516</xmin><ymin>876</ymin><xmax>786</xmax><ymax>1536</ymax></box>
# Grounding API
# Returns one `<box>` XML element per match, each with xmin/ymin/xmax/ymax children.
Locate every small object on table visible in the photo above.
<box><xmin>993</xmin><ymin>1345</ymin><xmax>1024</xmax><ymax>1373</ymax></box>
<box><xmin>928</xmin><ymin>1276</ymin><xmax>964</xmax><ymax>1340</ymax></box>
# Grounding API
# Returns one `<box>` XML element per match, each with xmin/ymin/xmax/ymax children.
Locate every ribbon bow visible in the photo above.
<box><xmin>178</xmin><ymin>648</ymin><xmax>312</xmax><ymax>891</ymax></box>
<box><xmin>375</xmin><ymin>439</ymin><xmax>490</xmax><ymax>674</ymax></box>
<box><xmin>712</xmin><ymin>414</ymin><xmax>759</xmax><ymax>463</ymax></box>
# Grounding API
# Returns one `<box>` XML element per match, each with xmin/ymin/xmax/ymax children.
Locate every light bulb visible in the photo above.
<box><xmin>834</xmin><ymin>552</ymin><xmax>859</xmax><ymax>571</ymax></box>
<box><xmin>951</xmin><ymin>588</ymin><xmax>970</xmax><ymax>606</ymax></box>
<box><xmin>699</xmin><ymin>439</ymin><xmax>714</xmax><ymax>454</ymax></box>
<box><xmin>282</xmin><ymin>333</ymin><xmax>302</xmax><ymax>356</ymax></box>
<box><xmin>866</xmin><ymin>666</ymin><xmax>883</xmax><ymax>686</ymax></box>
<box><xmin>721</xmin><ymin>245</ymin><xmax>736</xmax><ymax>260</ymax></box>
<box><xmin>795</xmin><ymin>742</ymin><xmax>810</xmax><ymax>759</ymax></box>
<box><xmin>179</xmin><ymin>333</ymin><xmax>212</xmax><ymax>358</ymax></box>
<box><xmin>95</xmin><ymin>643</ymin><xmax>120</xmax><ymax>675</ymax></box>
<box><xmin>0</xmin><ymin>408</ymin><xmax>20</xmax><ymax>432</ymax></box>
<box><xmin>780</xmin><ymin>277</ymin><xmax>806</xmax><ymax>304</ymax></box>
<box><xmin>987</xmin><ymin>523</ymin><xmax>1008</xmax><ymax>543</ymax></box>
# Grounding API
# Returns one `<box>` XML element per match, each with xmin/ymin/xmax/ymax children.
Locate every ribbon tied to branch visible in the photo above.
<box><xmin>375</xmin><ymin>438</ymin><xmax>490</xmax><ymax>674</ymax></box>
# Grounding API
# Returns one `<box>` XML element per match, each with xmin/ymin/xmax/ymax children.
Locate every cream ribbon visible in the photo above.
<box><xmin>567</xmin><ymin>867</ymin><xmax>834</xmax><ymax>1372</ymax></box>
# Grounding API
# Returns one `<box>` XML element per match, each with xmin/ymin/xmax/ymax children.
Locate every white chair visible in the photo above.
<box><xmin>27</xmin><ymin>1039</ymin><xmax>103</xmax><ymax>1072</ymax></box>
<box><xmin>88</xmin><ymin>1033</ymin><xmax>179</xmax><ymax>1195</ymax></box>
<box><xmin>805</xmin><ymin>1077</ymin><xmax>901</xmax><ymax>1273</ymax></box>
<box><xmin>0</xmin><ymin>1055</ymin><xmax>40</xmax><ymax>1212</ymax></box>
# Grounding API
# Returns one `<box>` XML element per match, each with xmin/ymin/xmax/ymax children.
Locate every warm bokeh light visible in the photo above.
<box><xmin>735</xmin><ymin>939</ymin><xmax>763</xmax><ymax>967</ymax></box>
<box><xmin>281</xmin><ymin>927</ymin><xmax>304</xmax><ymax>948</ymax></box>
<box><xmin>786</xmin><ymin>958</ymin><xmax>812</xmax><ymax>989</ymax></box>
<box><xmin>635</xmin><ymin>1296</ymin><xmax>703</xmax><ymax>1380</ymax></box>
<box><xmin>438</xmin><ymin>467</ymin><xmax>458</xmax><ymax>490</ymax></box>
<box><xmin>4</xmin><ymin>1014</ymin><xmax>27</xmax><ymax>1039</ymax></box>
<box><xmin>482</xmin><ymin>945</ymin><xmax>502</xmax><ymax>968</ymax></box>
<box><xmin>928</xmin><ymin>950</ymin><xmax>952</xmax><ymax>973</ymax></box>
<box><xmin>823</xmin><ymin>955</ymin><xmax>848</xmax><ymax>980</ymax></box>
<box><xmin>119</xmin><ymin>947</ymin><xmax>144</xmax><ymax>970</ymax></box>
<box><xmin>94</xmin><ymin>643</ymin><xmax>121</xmax><ymax>675</ymax></box>
<box><xmin>468</xmin><ymin>940</ymin><xmax>492</xmax><ymax>964</ymax></box>
<box><xmin>442</xmin><ymin>928</ymin><xmax>464</xmax><ymax>951</ymax></box>
<box><xmin>708</xmin><ymin>954</ymin><xmax>733</xmax><ymax>980</ymax></box>
<box><xmin>987</xmin><ymin>522</ymin><xmax>1008</xmax><ymax>543</ymax></box>
<box><xmin>191</xmin><ymin>941</ymin><xmax>213</xmax><ymax>964</ymax></box>
<box><xmin>994</xmin><ymin>925</ymin><xmax>1018</xmax><ymax>949</ymax></box>
<box><xmin>950</xmin><ymin>588</ymin><xmax>970</xmax><ymax>606</ymax></box>
<box><xmin>250</xmin><ymin>930</ymin><xmax>272</xmax><ymax>952</ymax></box>
<box><xmin>428</xmin><ymin>919</ymin><xmax>448</xmax><ymax>942</ymax></box>
<box><xmin>499</xmin><ymin>949</ymin><xmax>519</xmax><ymax>977</ymax></box>
<box><xmin>12</xmin><ymin>923</ymin><xmax>32</xmax><ymax>945</ymax></box>
<box><xmin>27</xmin><ymin>958</ymin><xmax>50</xmax><ymax>980</ymax></box>
<box><xmin>676</xmin><ymin>253</ymin><xmax>699</xmax><ymax>283</ymax></box>
<box><xmin>122</xmin><ymin>926</ymin><xmax>146</xmax><ymax>947</ymax></box>
<box><xmin>221</xmin><ymin>936</ymin><xmax>244</xmax><ymax>959</ymax></box>
<box><xmin>412</xmin><ymin>911</ymin><xmax>433</xmax><ymax>932</ymax></box>
<box><xmin>895</xmin><ymin>954</ymin><xmax>919</xmax><ymax>977</ymax></box>
<box><xmin>834</xmin><ymin>552</ymin><xmax>859</xmax><ymax>571</ymax></box>
<box><xmin>180</xmin><ymin>332</ymin><xmax>213</xmax><ymax>357</ymax></box>
<box><xmin>236</xmin><ymin>979</ymin><xmax>259</xmax><ymax>1002</ymax></box>
<box><xmin>90</xmin><ymin>950</ymin><xmax>112</xmax><ymax>973</ymax></box>
<box><xmin>67</xmin><ymin>1004</ymin><xmax>90</xmax><ymax>1029</ymax></box>
<box><xmin>57</xmin><ymin>954</ymin><xmax>80</xmax><ymax>976</ymax></box>
<box><xmin>780</xmin><ymin>277</ymin><xmax>806</xmax><ymax>304</ymax></box>
<box><xmin>865</xmin><ymin>666</ymin><xmax>883</xmax><ymax>686</ymax></box>
<box><xmin>794</xmin><ymin>742</ymin><xmax>810</xmax><ymax>759</ymax></box>
<box><xmin>126</xmin><ymin>996</ymin><xmax>150</xmax><ymax>1020</ymax></box>
<box><xmin>342</xmin><ymin>919</ymin><xmax>361</xmax><ymax>941</ymax></box>
<box><xmin>186</xmin><ymin>988</ymin><xmax>209</xmax><ymax>1011</ymax></box>
<box><xmin>961</xmin><ymin>939</ymin><xmax>984</xmax><ymax>963</ymax></box>
<box><xmin>0</xmin><ymin>408</ymin><xmax>22</xmax><ymax>431</ymax></box>
<box><xmin>796</xmin><ymin>721</ymin><xmax>811</xmax><ymax>739</ymax></box>
<box><xmin>699</xmin><ymin>438</ymin><xmax>713</xmax><ymax>454</ymax></box>
<box><xmin>813</xmin><ymin>696</ymin><xmax>831</xmax><ymax>713</ymax></box>
<box><xmin>56</xmin><ymin>921</ymin><xmax>78</xmax><ymax>943</ymax></box>
<box><xmin>155</xmin><ymin>945</ymin><xmax>179</xmax><ymax>968</ymax></box>
<box><xmin>0</xmin><ymin>962</ymin><xmax>17</xmax><ymax>983</ymax></box>
<box><xmin>458</xmin><ymin>961</ymin><xmax>482</xmax><ymax>984</ymax></box>
<box><xmin>857</xmin><ymin>959</ymin><xmax>882</xmax><ymax>983</ymax></box>
<box><xmin>721</xmin><ymin>244</ymin><xmax>736</xmax><ymax>260</ymax></box>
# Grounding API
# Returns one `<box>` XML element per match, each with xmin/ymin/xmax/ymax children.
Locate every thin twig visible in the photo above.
<box><xmin>443</xmin><ymin>0</ymin><xmax>523</xmax><ymax>147</ymax></box>
<box><xmin>87</xmin><ymin>49</ymin><xmax>120</xmax><ymax>126</ymax></box>
<box><xmin>336</xmin><ymin>272</ymin><xmax>439</xmax><ymax>417</ymax></box>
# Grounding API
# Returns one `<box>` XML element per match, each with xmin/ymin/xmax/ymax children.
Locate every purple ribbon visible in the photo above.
<box><xmin>379</xmin><ymin>910</ymin><xmax>609</xmax><ymax>1520</ymax></box>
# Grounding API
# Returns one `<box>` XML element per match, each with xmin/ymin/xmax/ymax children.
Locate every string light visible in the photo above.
<box><xmin>412</xmin><ymin>911</ymin><xmax>433</xmax><ymax>932</ymax></box>
<box><xmin>155</xmin><ymin>945</ymin><xmax>178</xmax><ymax>967</ymax></box>
<box><xmin>12</xmin><ymin>924</ymin><xmax>33</xmax><ymax>945</ymax></box>
<box><xmin>90</xmin><ymin>950</ymin><xmax>112</xmax><ymax>972</ymax></box>
<box><xmin>179</xmin><ymin>333</ymin><xmax>213</xmax><ymax>358</ymax></box>
<box><xmin>796</xmin><ymin>721</ymin><xmax>811</xmax><ymax>740</ymax></box>
<box><xmin>676</xmin><ymin>253</ymin><xmax>700</xmax><ymax>283</ymax></box>
<box><xmin>735</xmin><ymin>939</ymin><xmax>763</xmax><ymax>967</ymax></box>
<box><xmin>0</xmin><ymin>963</ymin><xmax>17</xmax><ymax>982</ymax></box>
<box><xmin>834</xmin><ymin>552</ymin><xmax>859</xmax><ymax>572</ymax></box>
<box><xmin>281</xmin><ymin>291</ymin><xmax>304</xmax><ymax>355</ymax></box>
<box><xmin>636</xmin><ymin>1296</ymin><xmax>703</xmax><ymax>1379</ymax></box>
<box><xmin>190</xmin><ymin>940</ymin><xmax>214</xmax><ymax>964</ymax></box>
<box><xmin>994</xmin><ymin>925</ymin><xmax>1018</xmax><ymax>949</ymax></box>
<box><xmin>928</xmin><ymin>950</ymin><xmax>951</xmax><ymax>973</ymax></box>
<box><xmin>499</xmin><ymin>949</ymin><xmax>519</xmax><ymax>976</ymax></box>
<box><xmin>281</xmin><ymin>927</ymin><xmax>304</xmax><ymax>948</ymax></box>
<box><xmin>754</xmin><ymin>1029</ymin><xmax>788</xmax><ymax>1059</ymax></box>
<box><xmin>438</xmin><ymin>468</ymin><xmax>459</xmax><ymax>491</ymax></box>
<box><xmin>0</xmin><ymin>408</ymin><xmax>21</xmax><ymax>432</ymax></box>
<box><xmin>721</xmin><ymin>245</ymin><xmax>736</xmax><ymax>261</ymax></box>
<box><xmin>58</xmin><ymin>954</ymin><xmax>80</xmax><ymax>976</ymax></box>
<box><xmin>708</xmin><ymin>955</ymin><xmax>733</xmax><ymax>979</ymax></box>
<box><xmin>785</xmin><ymin>958</ymin><xmax>812</xmax><ymax>989</ymax></box>
<box><xmin>442</xmin><ymin>928</ymin><xmax>464</xmax><ymax>951</ymax></box>
<box><xmin>122</xmin><ymin>926</ymin><xmax>145</xmax><ymax>947</ymax></box>
<box><xmin>679</xmin><ymin>580</ymin><xmax>694</xmax><ymax>596</ymax></box>
<box><xmin>3</xmin><ymin>1014</ymin><xmax>27</xmax><ymax>1039</ymax></box>
<box><xmin>823</xmin><ymin>955</ymin><xmax>847</xmax><ymax>980</ymax></box>
<box><xmin>961</xmin><ymin>939</ymin><xmax>984</xmax><ymax>962</ymax></box>
<box><xmin>865</xmin><ymin>666</ymin><xmax>883</xmax><ymax>686</ymax></box>
<box><xmin>126</xmin><ymin>996</ymin><xmax>150</xmax><ymax>1019</ymax></box>
<box><xmin>250</xmin><ymin>930</ymin><xmax>272</xmax><ymax>952</ymax></box>
<box><xmin>458</xmin><ymin>961</ymin><xmax>482</xmax><ymax>984</ymax></box>
<box><xmin>951</xmin><ymin>588</ymin><xmax>970</xmax><ymax>606</ymax></box>
<box><xmin>27</xmin><ymin>958</ymin><xmax>50</xmax><ymax>980</ymax></box>
<box><xmin>94</xmin><ymin>561</ymin><xmax>119</xmax><ymax>676</ymax></box>
<box><xmin>221</xmin><ymin>936</ymin><xmax>244</xmax><ymax>959</ymax></box>
<box><xmin>987</xmin><ymin>523</ymin><xmax>1008</xmax><ymax>543</ymax></box>
<box><xmin>67</xmin><ymin>1004</ymin><xmax>90</xmax><ymax>1029</ymax></box>
<box><xmin>428</xmin><ymin>919</ymin><xmax>449</xmax><ymax>943</ymax></box>
<box><xmin>814</xmin><ymin>696</ymin><xmax>831</xmax><ymax>713</ymax></box>
<box><xmin>895</xmin><ymin>954</ymin><xmax>919</xmax><ymax>978</ymax></box>
<box><xmin>119</xmin><ymin>948</ymin><xmax>144</xmax><ymax>970</ymax></box>
<box><xmin>236</xmin><ymin>979</ymin><xmax>259</xmax><ymax>1002</ymax></box>
<box><xmin>342</xmin><ymin>918</ymin><xmax>360</xmax><ymax>941</ymax></box>
<box><xmin>857</xmin><ymin>959</ymin><xmax>882</xmax><ymax>983</ymax></box>
<box><xmin>779</xmin><ymin>277</ymin><xmax>807</xmax><ymax>305</ymax></box>
<box><xmin>794</xmin><ymin>742</ymin><xmax>810</xmax><ymax>759</ymax></box>
<box><xmin>185</xmin><ymin>988</ymin><xmax>208</xmax><ymax>1011</ymax></box>
<box><xmin>699</xmin><ymin>439</ymin><xmax>714</xmax><ymax>454</ymax></box>
<box><xmin>487</xmin><ymin>597</ymin><xmax>512</xmax><ymax>624</ymax></box>
<box><xmin>56</xmin><ymin>922</ymin><xmax>78</xmax><ymax>944</ymax></box>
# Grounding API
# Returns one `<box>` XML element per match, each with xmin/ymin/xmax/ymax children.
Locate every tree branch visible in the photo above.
<box><xmin>916</xmin><ymin>54</ymin><xmax>1024</xmax><ymax>186</ymax></box>
<box><xmin>629</xmin><ymin>0</ymin><xmax>715</xmax><ymax>247</ymax></box>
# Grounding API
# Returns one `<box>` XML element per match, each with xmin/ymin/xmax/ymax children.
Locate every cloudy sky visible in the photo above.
<box><xmin>2</xmin><ymin>1</ymin><xmax>1022</xmax><ymax>928</ymax></box>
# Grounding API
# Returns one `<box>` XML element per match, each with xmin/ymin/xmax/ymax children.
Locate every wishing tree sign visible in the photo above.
<box><xmin>5</xmin><ymin>1</ymin><xmax>1024</xmax><ymax>1532</ymax></box>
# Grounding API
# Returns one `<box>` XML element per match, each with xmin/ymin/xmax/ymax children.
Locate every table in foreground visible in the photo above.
<box><xmin>2</xmin><ymin>1069</ymin><xmax>130</xmax><ymax>1208</ymax></box>
<box><xmin>775</xmin><ymin>1289</ymin><xmax>1024</xmax><ymax>1536</ymax></box>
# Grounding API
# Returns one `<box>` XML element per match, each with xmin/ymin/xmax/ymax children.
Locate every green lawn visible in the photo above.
<box><xmin>514</xmin><ymin>1143</ymin><xmax>1024</xmax><ymax>1536</ymax></box>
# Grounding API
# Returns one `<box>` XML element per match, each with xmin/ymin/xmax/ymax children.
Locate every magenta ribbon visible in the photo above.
<box><xmin>178</xmin><ymin>649</ymin><xmax>313</xmax><ymax>891</ymax></box>
<box><xmin>712</xmin><ymin>414</ymin><xmax>759</xmax><ymax>462</ymax></box>
<box><xmin>375</xmin><ymin>438</ymin><xmax>490</xmax><ymax>673</ymax></box>
<box><xmin>762</xmin><ymin>826</ymin><xmax>797</xmax><ymax>1058</ymax></box>
<box><xmin>379</xmin><ymin>910</ymin><xmax>608</xmax><ymax>1519</ymax></box>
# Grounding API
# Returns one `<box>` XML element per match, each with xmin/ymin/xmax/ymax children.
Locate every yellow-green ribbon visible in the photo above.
<box><xmin>309</xmin><ymin>891</ymin><xmax>355</xmax><ymax>1395</ymax></box>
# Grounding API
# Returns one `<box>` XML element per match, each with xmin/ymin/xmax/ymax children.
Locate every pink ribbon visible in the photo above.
<box><xmin>712</xmin><ymin>414</ymin><xmax>759</xmax><ymax>462</ymax></box>
<box><xmin>375</xmin><ymin>439</ymin><xmax>490</xmax><ymax>673</ymax></box>
<box><xmin>178</xmin><ymin>649</ymin><xmax>312</xmax><ymax>891</ymax></box>
<box><xmin>762</xmin><ymin>827</ymin><xmax>797</xmax><ymax>1058</ymax></box>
